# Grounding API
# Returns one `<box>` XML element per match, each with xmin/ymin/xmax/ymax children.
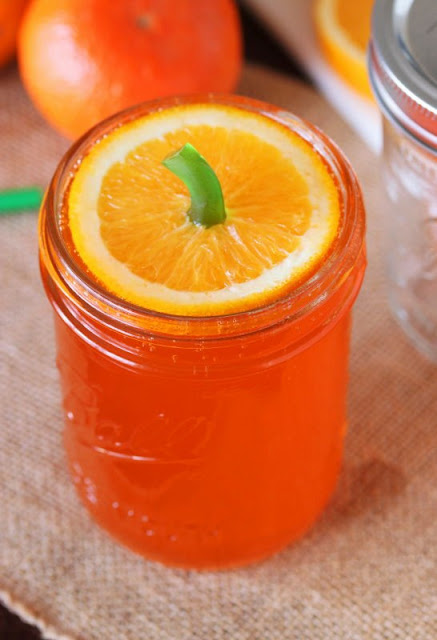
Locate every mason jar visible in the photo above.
<box><xmin>39</xmin><ymin>95</ymin><xmax>366</xmax><ymax>569</ymax></box>
<box><xmin>369</xmin><ymin>0</ymin><xmax>437</xmax><ymax>362</ymax></box>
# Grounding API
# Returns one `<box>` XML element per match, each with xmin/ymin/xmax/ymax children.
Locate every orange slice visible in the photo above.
<box><xmin>314</xmin><ymin>0</ymin><xmax>374</xmax><ymax>99</ymax></box>
<box><xmin>68</xmin><ymin>103</ymin><xmax>340</xmax><ymax>316</ymax></box>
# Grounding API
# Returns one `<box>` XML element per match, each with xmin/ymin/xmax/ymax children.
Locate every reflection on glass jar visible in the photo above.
<box><xmin>383</xmin><ymin>119</ymin><xmax>437</xmax><ymax>359</ymax></box>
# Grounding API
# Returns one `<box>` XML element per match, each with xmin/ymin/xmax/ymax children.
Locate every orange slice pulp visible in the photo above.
<box><xmin>67</xmin><ymin>103</ymin><xmax>340</xmax><ymax>316</ymax></box>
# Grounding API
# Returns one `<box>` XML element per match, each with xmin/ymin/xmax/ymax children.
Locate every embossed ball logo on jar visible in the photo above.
<box><xmin>93</xmin><ymin>413</ymin><xmax>214</xmax><ymax>462</ymax></box>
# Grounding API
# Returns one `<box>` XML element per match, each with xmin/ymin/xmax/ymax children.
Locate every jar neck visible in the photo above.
<box><xmin>42</xmin><ymin>254</ymin><xmax>365</xmax><ymax>375</ymax></box>
<box><xmin>39</xmin><ymin>95</ymin><xmax>366</xmax><ymax>352</ymax></box>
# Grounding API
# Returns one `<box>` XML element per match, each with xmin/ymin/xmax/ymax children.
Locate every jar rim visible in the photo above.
<box><xmin>368</xmin><ymin>0</ymin><xmax>437</xmax><ymax>151</ymax></box>
<box><xmin>39</xmin><ymin>94</ymin><xmax>365</xmax><ymax>339</ymax></box>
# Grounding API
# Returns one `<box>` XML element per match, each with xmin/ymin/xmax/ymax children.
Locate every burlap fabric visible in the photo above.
<box><xmin>1</xmin><ymin>64</ymin><xmax>436</xmax><ymax>640</ymax></box>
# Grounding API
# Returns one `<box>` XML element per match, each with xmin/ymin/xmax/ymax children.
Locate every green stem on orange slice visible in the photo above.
<box><xmin>162</xmin><ymin>143</ymin><xmax>226</xmax><ymax>228</ymax></box>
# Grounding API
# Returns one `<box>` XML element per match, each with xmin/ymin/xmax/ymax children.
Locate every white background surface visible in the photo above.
<box><xmin>244</xmin><ymin>0</ymin><xmax>382</xmax><ymax>153</ymax></box>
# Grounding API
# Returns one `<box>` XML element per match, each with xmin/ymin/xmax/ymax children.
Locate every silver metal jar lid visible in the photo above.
<box><xmin>368</xmin><ymin>0</ymin><xmax>437</xmax><ymax>149</ymax></box>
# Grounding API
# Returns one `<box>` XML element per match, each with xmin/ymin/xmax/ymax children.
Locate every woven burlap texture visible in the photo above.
<box><xmin>1</xmin><ymin>64</ymin><xmax>436</xmax><ymax>640</ymax></box>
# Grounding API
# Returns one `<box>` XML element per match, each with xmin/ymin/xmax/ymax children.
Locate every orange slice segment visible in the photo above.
<box><xmin>68</xmin><ymin>103</ymin><xmax>340</xmax><ymax>316</ymax></box>
<box><xmin>314</xmin><ymin>0</ymin><xmax>374</xmax><ymax>99</ymax></box>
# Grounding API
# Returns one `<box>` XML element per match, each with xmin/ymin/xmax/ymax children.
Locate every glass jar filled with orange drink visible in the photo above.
<box><xmin>39</xmin><ymin>95</ymin><xmax>366</xmax><ymax>569</ymax></box>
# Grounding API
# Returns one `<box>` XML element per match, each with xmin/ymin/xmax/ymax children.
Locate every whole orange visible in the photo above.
<box><xmin>18</xmin><ymin>0</ymin><xmax>242</xmax><ymax>139</ymax></box>
<box><xmin>0</xmin><ymin>0</ymin><xmax>29</xmax><ymax>68</ymax></box>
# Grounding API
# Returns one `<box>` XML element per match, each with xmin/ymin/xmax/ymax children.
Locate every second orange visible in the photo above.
<box><xmin>18</xmin><ymin>0</ymin><xmax>242</xmax><ymax>139</ymax></box>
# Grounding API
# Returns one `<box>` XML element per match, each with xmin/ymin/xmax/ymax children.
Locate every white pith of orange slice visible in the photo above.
<box><xmin>67</xmin><ymin>103</ymin><xmax>340</xmax><ymax>316</ymax></box>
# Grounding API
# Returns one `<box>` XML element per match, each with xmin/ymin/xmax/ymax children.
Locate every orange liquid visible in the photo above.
<box><xmin>39</xmin><ymin>96</ymin><xmax>366</xmax><ymax>569</ymax></box>
<box><xmin>42</xmin><ymin>252</ymin><xmax>365</xmax><ymax>569</ymax></box>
